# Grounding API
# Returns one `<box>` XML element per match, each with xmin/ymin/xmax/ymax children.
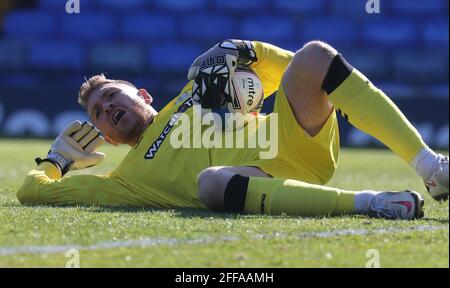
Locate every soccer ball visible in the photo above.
<box><xmin>223</xmin><ymin>65</ymin><xmax>264</xmax><ymax>115</ymax></box>
<box><xmin>212</xmin><ymin>65</ymin><xmax>264</xmax><ymax>131</ymax></box>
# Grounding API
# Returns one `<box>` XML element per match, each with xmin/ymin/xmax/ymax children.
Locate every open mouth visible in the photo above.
<box><xmin>112</xmin><ymin>108</ymin><xmax>126</xmax><ymax>125</ymax></box>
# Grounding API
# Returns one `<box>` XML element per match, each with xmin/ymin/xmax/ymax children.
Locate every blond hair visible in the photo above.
<box><xmin>78</xmin><ymin>74</ymin><xmax>136</xmax><ymax>108</ymax></box>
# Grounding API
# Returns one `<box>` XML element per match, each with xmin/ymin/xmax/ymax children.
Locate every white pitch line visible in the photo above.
<box><xmin>0</xmin><ymin>225</ymin><xmax>447</xmax><ymax>256</ymax></box>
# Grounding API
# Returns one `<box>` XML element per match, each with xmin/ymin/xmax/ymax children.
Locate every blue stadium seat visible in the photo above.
<box><xmin>62</xmin><ymin>13</ymin><xmax>114</xmax><ymax>41</ymax></box>
<box><xmin>149</xmin><ymin>44</ymin><xmax>201</xmax><ymax>72</ymax></box>
<box><xmin>4</xmin><ymin>11</ymin><xmax>56</xmax><ymax>39</ymax></box>
<box><xmin>38</xmin><ymin>0</ymin><xmax>66</xmax><ymax>9</ymax></box>
<box><xmin>29</xmin><ymin>42</ymin><xmax>83</xmax><ymax>70</ymax></box>
<box><xmin>180</xmin><ymin>14</ymin><xmax>234</xmax><ymax>40</ymax></box>
<box><xmin>0</xmin><ymin>41</ymin><xmax>24</xmax><ymax>71</ymax></box>
<box><xmin>393</xmin><ymin>50</ymin><xmax>448</xmax><ymax>84</ymax></box>
<box><xmin>97</xmin><ymin>0</ymin><xmax>145</xmax><ymax>10</ymax></box>
<box><xmin>423</xmin><ymin>20</ymin><xmax>449</xmax><ymax>47</ymax></box>
<box><xmin>155</xmin><ymin>0</ymin><xmax>206</xmax><ymax>11</ymax></box>
<box><xmin>377</xmin><ymin>83</ymin><xmax>419</xmax><ymax>99</ymax></box>
<box><xmin>121</xmin><ymin>14</ymin><xmax>175</xmax><ymax>40</ymax></box>
<box><xmin>38</xmin><ymin>0</ymin><xmax>93</xmax><ymax>10</ymax></box>
<box><xmin>427</xmin><ymin>85</ymin><xmax>450</xmax><ymax>99</ymax></box>
<box><xmin>214</xmin><ymin>0</ymin><xmax>268</xmax><ymax>12</ymax></box>
<box><xmin>90</xmin><ymin>44</ymin><xmax>144</xmax><ymax>72</ymax></box>
<box><xmin>57</xmin><ymin>75</ymin><xmax>89</xmax><ymax>88</ymax></box>
<box><xmin>345</xmin><ymin>50</ymin><xmax>387</xmax><ymax>80</ymax></box>
<box><xmin>0</xmin><ymin>74</ymin><xmax>41</xmax><ymax>87</ymax></box>
<box><xmin>391</xmin><ymin>0</ymin><xmax>444</xmax><ymax>14</ymax></box>
<box><xmin>302</xmin><ymin>18</ymin><xmax>356</xmax><ymax>46</ymax></box>
<box><xmin>274</xmin><ymin>0</ymin><xmax>325</xmax><ymax>13</ymax></box>
<box><xmin>332</xmin><ymin>0</ymin><xmax>375</xmax><ymax>18</ymax></box>
<box><xmin>241</xmin><ymin>17</ymin><xmax>294</xmax><ymax>42</ymax></box>
<box><xmin>128</xmin><ymin>77</ymin><xmax>163</xmax><ymax>92</ymax></box>
<box><xmin>363</xmin><ymin>19</ymin><xmax>416</xmax><ymax>47</ymax></box>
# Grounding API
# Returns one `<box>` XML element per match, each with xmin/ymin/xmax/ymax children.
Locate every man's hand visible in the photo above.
<box><xmin>187</xmin><ymin>39</ymin><xmax>258</xmax><ymax>109</ymax></box>
<box><xmin>36</xmin><ymin>121</ymin><xmax>105</xmax><ymax>176</ymax></box>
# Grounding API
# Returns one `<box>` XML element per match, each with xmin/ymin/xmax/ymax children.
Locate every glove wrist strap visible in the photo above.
<box><xmin>35</xmin><ymin>152</ymin><xmax>73</xmax><ymax>176</ymax></box>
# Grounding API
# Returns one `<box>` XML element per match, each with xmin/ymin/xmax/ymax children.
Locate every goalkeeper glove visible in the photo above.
<box><xmin>35</xmin><ymin>121</ymin><xmax>105</xmax><ymax>176</ymax></box>
<box><xmin>187</xmin><ymin>39</ymin><xmax>258</xmax><ymax>109</ymax></box>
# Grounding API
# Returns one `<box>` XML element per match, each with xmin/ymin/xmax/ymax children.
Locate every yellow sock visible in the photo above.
<box><xmin>328</xmin><ymin>68</ymin><xmax>426</xmax><ymax>163</ymax></box>
<box><xmin>242</xmin><ymin>177</ymin><xmax>355</xmax><ymax>216</ymax></box>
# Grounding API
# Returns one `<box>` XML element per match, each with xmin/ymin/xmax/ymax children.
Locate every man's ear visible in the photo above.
<box><xmin>105</xmin><ymin>135</ymin><xmax>119</xmax><ymax>146</ymax></box>
<box><xmin>139</xmin><ymin>89</ymin><xmax>153</xmax><ymax>105</ymax></box>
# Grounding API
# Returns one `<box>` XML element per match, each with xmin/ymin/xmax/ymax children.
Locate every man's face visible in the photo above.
<box><xmin>86</xmin><ymin>83</ymin><xmax>156</xmax><ymax>146</ymax></box>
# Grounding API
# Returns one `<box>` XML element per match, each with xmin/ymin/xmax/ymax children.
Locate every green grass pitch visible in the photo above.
<box><xmin>0</xmin><ymin>139</ymin><xmax>448</xmax><ymax>267</ymax></box>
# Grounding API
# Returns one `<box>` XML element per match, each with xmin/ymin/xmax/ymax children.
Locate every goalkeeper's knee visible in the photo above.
<box><xmin>198</xmin><ymin>167</ymin><xmax>232</xmax><ymax>211</ymax></box>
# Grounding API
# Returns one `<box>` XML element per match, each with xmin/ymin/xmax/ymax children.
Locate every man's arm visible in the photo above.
<box><xmin>17</xmin><ymin>120</ymin><xmax>137</xmax><ymax>206</ymax></box>
<box><xmin>17</xmin><ymin>162</ymin><xmax>135</xmax><ymax>206</ymax></box>
<box><xmin>250</xmin><ymin>41</ymin><xmax>294</xmax><ymax>98</ymax></box>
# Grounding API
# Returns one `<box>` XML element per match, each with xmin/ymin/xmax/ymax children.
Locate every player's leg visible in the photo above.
<box><xmin>281</xmin><ymin>41</ymin><xmax>335</xmax><ymax>137</ymax></box>
<box><xmin>284</xmin><ymin>40</ymin><xmax>448</xmax><ymax>200</ymax></box>
<box><xmin>198</xmin><ymin>166</ymin><xmax>270</xmax><ymax>211</ymax></box>
<box><xmin>256</xmin><ymin>42</ymin><xmax>340</xmax><ymax>186</ymax></box>
<box><xmin>197</xmin><ymin>166</ymin><xmax>424</xmax><ymax>219</ymax></box>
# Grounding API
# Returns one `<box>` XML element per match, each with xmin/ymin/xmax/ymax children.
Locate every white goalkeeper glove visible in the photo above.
<box><xmin>35</xmin><ymin>121</ymin><xmax>105</xmax><ymax>176</ymax></box>
<box><xmin>187</xmin><ymin>39</ymin><xmax>258</xmax><ymax>109</ymax></box>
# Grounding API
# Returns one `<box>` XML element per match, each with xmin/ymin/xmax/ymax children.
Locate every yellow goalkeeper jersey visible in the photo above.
<box><xmin>17</xmin><ymin>41</ymin><xmax>297</xmax><ymax>208</ymax></box>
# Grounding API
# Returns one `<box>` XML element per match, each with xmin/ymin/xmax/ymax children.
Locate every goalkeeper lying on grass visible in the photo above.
<box><xmin>17</xmin><ymin>40</ymin><xmax>448</xmax><ymax>219</ymax></box>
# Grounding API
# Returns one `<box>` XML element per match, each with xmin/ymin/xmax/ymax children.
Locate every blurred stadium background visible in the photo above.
<box><xmin>0</xmin><ymin>0</ymin><xmax>448</xmax><ymax>149</ymax></box>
